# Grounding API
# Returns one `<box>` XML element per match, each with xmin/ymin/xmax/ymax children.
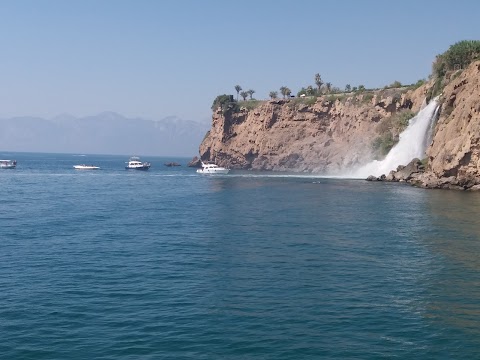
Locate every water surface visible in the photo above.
<box><xmin>1</xmin><ymin>153</ymin><xmax>480</xmax><ymax>359</ymax></box>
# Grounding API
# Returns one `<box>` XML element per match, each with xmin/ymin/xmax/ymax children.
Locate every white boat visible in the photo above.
<box><xmin>196</xmin><ymin>161</ymin><xmax>229</xmax><ymax>175</ymax></box>
<box><xmin>0</xmin><ymin>159</ymin><xmax>17</xmax><ymax>169</ymax></box>
<box><xmin>73</xmin><ymin>164</ymin><xmax>100</xmax><ymax>170</ymax></box>
<box><xmin>125</xmin><ymin>156</ymin><xmax>151</xmax><ymax>170</ymax></box>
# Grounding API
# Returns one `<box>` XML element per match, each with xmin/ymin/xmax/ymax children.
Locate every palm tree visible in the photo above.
<box><xmin>280</xmin><ymin>86</ymin><xmax>288</xmax><ymax>99</ymax></box>
<box><xmin>345</xmin><ymin>84</ymin><xmax>351</xmax><ymax>92</ymax></box>
<box><xmin>269</xmin><ymin>91</ymin><xmax>278</xmax><ymax>99</ymax></box>
<box><xmin>240</xmin><ymin>91</ymin><xmax>248</xmax><ymax>101</ymax></box>
<box><xmin>234</xmin><ymin>85</ymin><xmax>242</xmax><ymax>101</ymax></box>
<box><xmin>315</xmin><ymin>73</ymin><xmax>323</xmax><ymax>94</ymax></box>
<box><xmin>248</xmin><ymin>89</ymin><xmax>255</xmax><ymax>100</ymax></box>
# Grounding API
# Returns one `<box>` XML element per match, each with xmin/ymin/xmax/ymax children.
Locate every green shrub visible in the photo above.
<box><xmin>412</xmin><ymin>79</ymin><xmax>426</xmax><ymax>89</ymax></box>
<box><xmin>211</xmin><ymin>94</ymin><xmax>233</xmax><ymax>111</ymax></box>
<box><xmin>396</xmin><ymin>110</ymin><xmax>415</xmax><ymax>128</ymax></box>
<box><xmin>372</xmin><ymin>133</ymin><xmax>395</xmax><ymax>157</ymax></box>
<box><xmin>432</xmin><ymin>40</ymin><xmax>480</xmax><ymax>79</ymax></box>
<box><xmin>372</xmin><ymin>110</ymin><xmax>415</xmax><ymax>158</ymax></box>
<box><xmin>304</xmin><ymin>96</ymin><xmax>317</xmax><ymax>106</ymax></box>
<box><xmin>211</xmin><ymin>94</ymin><xmax>240</xmax><ymax>114</ymax></box>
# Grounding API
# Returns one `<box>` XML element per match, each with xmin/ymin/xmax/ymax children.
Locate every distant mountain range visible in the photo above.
<box><xmin>0</xmin><ymin>112</ymin><xmax>210</xmax><ymax>157</ymax></box>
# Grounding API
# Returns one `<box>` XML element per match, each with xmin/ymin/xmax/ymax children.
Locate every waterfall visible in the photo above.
<box><xmin>348</xmin><ymin>98</ymin><xmax>439</xmax><ymax>178</ymax></box>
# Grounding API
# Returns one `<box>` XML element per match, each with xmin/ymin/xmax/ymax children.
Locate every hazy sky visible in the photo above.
<box><xmin>0</xmin><ymin>0</ymin><xmax>478</xmax><ymax>122</ymax></box>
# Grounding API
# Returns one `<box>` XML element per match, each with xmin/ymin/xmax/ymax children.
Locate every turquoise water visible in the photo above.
<box><xmin>2</xmin><ymin>152</ymin><xmax>480</xmax><ymax>359</ymax></box>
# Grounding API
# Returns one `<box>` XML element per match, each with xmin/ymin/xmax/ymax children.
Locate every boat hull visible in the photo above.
<box><xmin>196</xmin><ymin>161</ymin><xmax>230</xmax><ymax>175</ymax></box>
<box><xmin>196</xmin><ymin>169</ymin><xmax>230</xmax><ymax>175</ymax></box>
<box><xmin>125</xmin><ymin>165</ymin><xmax>151</xmax><ymax>170</ymax></box>
<box><xmin>125</xmin><ymin>156</ymin><xmax>151</xmax><ymax>170</ymax></box>
<box><xmin>74</xmin><ymin>165</ymin><xmax>100</xmax><ymax>170</ymax></box>
<box><xmin>0</xmin><ymin>160</ymin><xmax>16</xmax><ymax>169</ymax></box>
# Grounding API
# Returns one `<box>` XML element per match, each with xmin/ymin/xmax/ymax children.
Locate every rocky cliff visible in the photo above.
<box><xmin>199</xmin><ymin>55</ymin><xmax>480</xmax><ymax>189</ymax></box>
<box><xmin>199</xmin><ymin>86</ymin><xmax>429</xmax><ymax>174</ymax></box>
<box><xmin>353</xmin><ymin>60</ymin><xmax>480</xmax><ymax>190</ymax></box>
<box><xmin>427</xmin><ymin>62</ymin><xmax>480</xmax><ymax>177</ymax></box>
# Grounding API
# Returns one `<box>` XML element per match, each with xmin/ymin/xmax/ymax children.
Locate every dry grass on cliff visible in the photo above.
<box><xmin>288</xmin><ymin>96</ymin><xmax>318</xmax><ymax>108</ymax></box>
<box><xmin>238</xmin><ymin>100</ymin><xmax>263</xmax><ymax>111</ymax></box>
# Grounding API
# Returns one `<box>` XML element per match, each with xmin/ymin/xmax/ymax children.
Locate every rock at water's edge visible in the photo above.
<box><xmin>188</xmin><ymin>156</ymin><xmax>202</xmax><ymax>168</ymax></box>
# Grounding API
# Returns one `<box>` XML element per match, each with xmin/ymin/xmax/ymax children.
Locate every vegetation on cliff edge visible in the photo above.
<box><xmin>432</xmin><ymin>40</ymin><xmax>480</xmax><ymax>78</ymax></box>
<box><xmin>429</xmin><ymin>40</ymin><xmax>480</xmax><ymax>99</ymax></box>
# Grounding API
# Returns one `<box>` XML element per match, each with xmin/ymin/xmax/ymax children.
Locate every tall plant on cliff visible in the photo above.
<box><xmin>269</xmin><ymin>91</ymin><xmax>278</xmax><ymax>99</ymax></box>
<box><xmin>280</xmin><ymin>86</ymin><xmax>292</xmax><ymax>98</ymax></box>
<box><xmin>234</xmin><ymin>85</ymin><xmax>242</xmax><ymax>101</ymax></box>
<box><xmin>315</xmin><ymin>73</ymin><xmax>323</xmax><ymax>94</ymax></box>
<box><xmin>433</xmin><ymin>40</ymin><xmax>480</xmax><ymax>78</ymax></box>
<box><xmin>247</xmin><ymin>89</ymin><xmax>255</xmax><ymax>100</ymax></box>
<box><xmin>240</xmin><ymin>91</ymin><xmax>248</xmax><ymax>101</ymax></box>
<box><xmin>325</xmin><ymin>82</ymin><xmax>332</xmax><ymax>94</ymax></box>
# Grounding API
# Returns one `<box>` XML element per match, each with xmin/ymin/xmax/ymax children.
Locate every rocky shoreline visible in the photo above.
<box><xmin>366</xmin><ymin>158</ymin><xmax>480</xmax><ymax>191</ymax></box>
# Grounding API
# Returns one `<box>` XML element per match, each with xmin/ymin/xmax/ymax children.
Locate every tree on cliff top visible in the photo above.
<box><xmin>433</xmin><ymin>40</ymin><xmax>480</xmax><ymax>78</ymax></box>
<box><xmin>325</xmin><ymin>82</ymin><xmax>332</xmax><ymax>94</ymax></box>
<box><xmin>280</xmin><ymin>86</ymin><xmax>291</xmax><ymax>98</ymax></box>
<box><xmin>211</xmin><ymin>94</ymin><xmax>235</xmax><ymax>112</ymax></box>
<box><xmin>315</xmin><ymin>73</ymin><xmax>323</xmax><ymax>94</ymax></box>
<box><xmin>269</xmin><ymin>91</ymin><xmax>278</xmax><ymax>99</ymax></box>
<box><xmin>240</xmin><ymin>91</ymin><xmax>248</xmax><ymax>101</ymax></box>
<box><xmin>234</xmin><ymin>85</ymin><xmax>242</xmax><ymax>101</ymax></box>
<box><xmin>247</xmin><ymin>89</ymin><xmax>255</xmax><ymax>100</ymax></box>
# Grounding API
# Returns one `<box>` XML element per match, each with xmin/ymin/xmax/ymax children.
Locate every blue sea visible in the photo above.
<box><xmin>2</xmin><ymin>152</ymin><xmax>480</xmax><ymax>359</ymax></box>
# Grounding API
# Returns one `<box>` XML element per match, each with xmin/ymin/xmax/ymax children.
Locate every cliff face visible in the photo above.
<box><xmin>200</xmin><ymin>60</ymin><xmax>480</xmax><ymax>189</ymax></box>
<box><xmin>427</xmin><ymin>61</ymin><xmax>480</xmax><ymax>179</ymax></box>
<box><xmin>200</xmin><ymin>87</ymin><xmax>428</xmax><ymax>173</ymax></box>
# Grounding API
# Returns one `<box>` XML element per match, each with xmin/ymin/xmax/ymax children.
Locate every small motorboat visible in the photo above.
<box><xmin>125</xmin><ymin>156</ymin><xmax>151</xmax><ymax>170</ymax></box>
<box><xmin>196</xmin><ymin>161</ymin><xmax>229</xmax><ymax>175</ymax></box>
<box><xmin>0</xmin><ymin>159</ymin><xmax>17</xmax><ymax>169</ymax></box>
<box><xmin>73</xmin><ymin>164</ymin><xmax>100</xmax><ymax>170</ymax></box>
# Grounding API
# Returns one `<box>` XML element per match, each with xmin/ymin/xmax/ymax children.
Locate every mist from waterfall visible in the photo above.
<box><xmin>346</xmin><ymin>98</ymin><xmax>439</xmax><ymax>178</ymax></box>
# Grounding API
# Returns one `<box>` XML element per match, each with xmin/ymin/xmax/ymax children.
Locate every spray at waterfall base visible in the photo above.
<box><xmin>342</xmin><ymin>98</ymin><xmax>440</xmax><ymax>179</ymax></box>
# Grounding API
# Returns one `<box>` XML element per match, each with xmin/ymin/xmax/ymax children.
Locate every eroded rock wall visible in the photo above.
<box><xmin>427</xmin><ymin>61</ymin><xmax>480</xmax><ymax>179</ymax></box>
<box><xmin>200</xmin><ymin>87</ymin><xmax>428</xmax><ymax>174</ymax></box>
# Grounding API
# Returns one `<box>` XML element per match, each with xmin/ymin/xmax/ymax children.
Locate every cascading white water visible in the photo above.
<box><xmin>348</xmin><ymin>98</ymin><xmax>439</xmax><ymax>178</ymax></box>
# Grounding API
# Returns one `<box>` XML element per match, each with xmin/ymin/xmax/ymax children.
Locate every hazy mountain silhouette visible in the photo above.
<box><xmin>0</xmin><ymin>112</ymin><xmax>209</xmax><ymax>156</ymax></box>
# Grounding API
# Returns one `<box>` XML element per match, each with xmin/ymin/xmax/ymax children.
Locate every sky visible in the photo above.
<box><xmin>0</xmin><ymin>0</ymin><xmax>478</xmax><ymax>123</ymax></box>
